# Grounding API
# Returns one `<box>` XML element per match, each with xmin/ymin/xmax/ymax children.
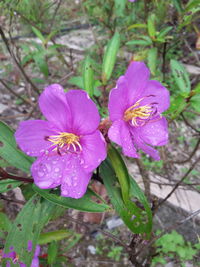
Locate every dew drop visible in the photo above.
<box><xmin>38</xmin><ymin>171</ymin><xmax>44</xmax><ymax>177</ymax></box>
<box><xmin>55</xmin><ymin>167</ymin><xmax>60</xmax><ymax>172</ymax></box>
<box><xmin>45</xmin><ymin>163</ymin><xmax>51</xmax><ymax>172</ymax></box>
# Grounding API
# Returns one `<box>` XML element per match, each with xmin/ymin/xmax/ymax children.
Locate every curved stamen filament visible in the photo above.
<box><xmin>48</xmin><ymin>132</ymin><xmax>82</xmax><ymax>153</ymax></box>
<box><xmin>124</xmin><ymin>97</ymin><xmax>157</xmax><ymax>126</ymax></box>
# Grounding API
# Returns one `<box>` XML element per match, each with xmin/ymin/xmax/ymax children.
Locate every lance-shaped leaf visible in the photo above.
<box><xmin>108</xmin><ymin>145</ymin><xmax>130</xmax><ymax>204</ymax></box>
<box><xmin>83</xmin><ymin>55</ymin><xmax>94</xmax><ymax>97</ymax></box>
<box><xmin>0</xmin><ymin>121</ymin><xmax>34</xmax><ymax>173</ymax></box>
<box><xmin>39</xmin><ymin>230</ymin><xmax>74</xmax><ymax>245</ymax></box>
<box><xmin>100</xmin><ymin>158</ymin><xmax>152</xmax><ymax>235</ymax></box>
<box><xmin>33</xmin><ymin>184</ymin><xmax>110</xmax><ymax>213</ymax></box>
<box><xmin>170</xmin><ymin>59</ymin><xmax>191</xmax><ymax>96</ymax></box>
<box><xmin>3</xmin><ymin>194</ymin><xmax>56</xmax><ymax>267</ymax></box>
<box><xmin>147</xmin><ymin>14</ymin><xmax>156</xmax><ymax>39</ymax></box>
<box><xmin>0</xmin><ymin>179</ymin><xmax>21</xmax><ymax>193</ymax></box>
<box><xmin>147</xmin><ymin>47</ymin><xmax>158</xmax><ymax>76</ymax></box>
<box><xmin>102</xmin><ymin>32</ymin><xmax>120</xmax><ymax>84</ymax></box>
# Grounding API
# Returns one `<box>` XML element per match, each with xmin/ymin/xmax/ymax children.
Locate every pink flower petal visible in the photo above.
<box><xmin>108</xmin><ymin>76</ymin><xmax>129</xmax><ymax>121</ymax></box>
<box><xmin>108</xmin><ymin>62</ymin><xmax>150</xmax><ymax>121</ymax></box>
<box><xmin>61</xmin><ymin>155</ymin><xmax>92</xmax><ymax>199</ymax></box>
<box><xmin>66</xmin><ymin>90</ymin><xmax>100</xmax><ymax>135</ymax></box>
<box><xmin>124</xmin><ymin>61</ymin><xmax>150</xmax><ymax>106</ymax></box>
<box><xmin>39</xmin><ymin>84</ymin><xmax>71</xmax><ymax>131</ymax></box>
<box><xmin>108</xmin><ymin>120</ymin><xmax>122</xmax><ymax>146</ymax></box>
<box><xmin>133</xmin><ymin>117</ymin><xmax>168</xmax><ymax>146</ymax></box>
<box><xmin>80</xmin><ymin>130</ymin><xmax>107</xmax><ymax>172</ymax></box>
<box><xmin>109</xmin><ymin>120</ymin><xmax>138</xmax><ymax>158</ymax></box>
<box><xmin>15</xmin><ymin>120</ymin><xmax>57</xmax><ymax>157</ymax></box>
<box><xmin>134</xmin><ymin>134</ymin><xmax>160</xmax><ymax>160</ymax></box>
<box><xmin>140</xmin><ymin>80</ymin><xmax>170</xmax><ymax>113</ymax></box>
<box><xmin>31</xmin><ymin>155</ymin><xmax>64</xmax><ymax>189</ymax></box>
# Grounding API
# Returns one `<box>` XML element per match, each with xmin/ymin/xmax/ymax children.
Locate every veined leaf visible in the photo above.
<box><xmin>100</xmin><ymin>158</ymin><xmax>152</xmax><ymax>236</ymax></box>
<box><xmin>170</xmin><ymin>59</ymin><xmax>191</xmax><ymax>95</ymax></box>
<box><xmin>0</xmin><ymin>121</ymin><xmax>34</xmax><ymax>173</ymax></box>
<box><xmin>0</xmin><ymin>179</ymin><xmax>21</xmax><ymax>193</ymax></box>
<box><xmin>102</xmin><ymin>32</ymin><xmax>120</xmax><ymax>84</ymax></box>
<box><xmin>3</xmin><ymin>195</ymin><xmax>56</xmax><ymax>267</ymax></box>
<box><xmin>83</xmin><ymin>55</ymin><xmax>94</xmax><ymax>97</ymax></box>
<box><xmin>33</xmin><ymin>184</ymin><xmax>110</xmax><ymax>213</ymax></box>
<box><xmin>39</xmin><ymin>230</ymin><xmax>73</xmax><ymax>245</ymax></box>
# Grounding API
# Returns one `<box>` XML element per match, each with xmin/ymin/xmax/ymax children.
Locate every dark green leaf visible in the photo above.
<box><xmin>32</xmin><ymin>184</ymin><xmax>110</xmax><ymax>213</ymax></box>
<box><xmin>83</xmin><ymin>55</ymin><xmax>94</xmax><ymax>96</ymax></box>
<box><xmin>0</xmin><ymin>179</ymin><xmax>21</xmax><ymax>193</ymax></box>
<box><xmin>102</xmin><ymin>32</ymin><xmax>120</xmax><ymax>84</ymax></box>
<box><xmin>3</xmin><ymin>195</ymin><xmax>56</xmax><ymax>266</ymax></box>
<box><xmin>0</xmin><ymin>121</ymin><xmax>34</xmax><ymax>173</ymax></box>
<box><xmin>0</xmin><ymin>212</ymin><xmax>12</xmax><ymax>232</ymax></box>
<box><xmin>48</xmin><ymin>241</ymin><xmax>58</xmax><ymax>265</ymax></box>
<box><xmin>100</xmin><ymin>159</ymin><xmax>152</xmax><ymax>235</ymax></box>
<box><xmin>170</xmin><ymin>59</ymin><xmax>191</xmax><ymax>95</ymax></box>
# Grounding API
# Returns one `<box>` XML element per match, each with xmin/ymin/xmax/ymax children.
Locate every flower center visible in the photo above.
<box><xmin>124</xmin><ymin>97</ymin><xmax>157</xmax><ymax>127</ymax></box>
<box><xmin>48</xmin><ymin>132</ymin><xmax>82</xmax><ymax>153</ymax></box>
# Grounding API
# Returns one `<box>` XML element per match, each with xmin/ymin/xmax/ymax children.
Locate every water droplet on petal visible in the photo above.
<box><xmin>38</xmin><ymin>171</ymin><xmax>44</xmax><ymax>177</ymax></box>
<box><xmin>55</xmin><ymin>167</ymin><xmax>60</xmax><ymax>172</ymax></box>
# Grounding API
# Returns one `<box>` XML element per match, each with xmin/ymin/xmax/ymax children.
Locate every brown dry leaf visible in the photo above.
<box><xmin>196</xmin><ymin>34</ymin><xmax>200</xmax><ymax>50</ymax></box>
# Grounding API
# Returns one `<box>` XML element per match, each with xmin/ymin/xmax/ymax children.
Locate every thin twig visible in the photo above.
<box><xmin>172</xmin><ymin>137</ymin><xmax>200</xmax><ymax>164</ymax></box>
<box><xmin>135</xmin><ymin>208</ymin><xmax>200</xmax><ymax>259</ymax></box>
<box><xmin>0</xmin><ymin>193</ymin><xmax>26</xmax><ymax>205</ymax></box>
<box><xmin>0</xmin><ymin>26</ymin><xmax>40</xmax><ymax>94</ymax></box>
<box><xmin>65</xmin><ymin>214</ymin><xmax>130</xmax><ymax>251</ymax></box>
<box><xmin>181</xmin><ymin>113</ymin><xmax>200</xmax><ymax>134</ymax></box>
<box><xmin>0</xmin><ymin>79</ymin><xmax>33</xmax><ymax>106</ymax></box>
<box><xmin>154</xmin><ymin>156</ymin><xmax>200</xmax><ymax>211</ymax></box>
<box><xmin>135</xmin><ymin>159</ymin><xmax>151</xmax><ymax>201</ymax></box>
<box><xmin>0</xmin><ymin>168</ymin><xmax>33</xmax><ymax>183</ymax></box>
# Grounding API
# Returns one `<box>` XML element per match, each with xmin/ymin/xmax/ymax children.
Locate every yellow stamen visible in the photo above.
<box><xmin>48</xmin><ymin>132</ymin><xmax>82</xmax><ymax>152</ymax></box>
<box><xmin>124</xmin><ymin>98</ymin><xmax>153</xmax><ymax>126</ymax></box>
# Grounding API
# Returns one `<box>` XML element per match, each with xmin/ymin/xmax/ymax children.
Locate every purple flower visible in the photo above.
<box><xmin>15</xmin><ymin>84</ymin><xmax>106</xmax><ymax>198</ymax></box>
<box><xmin>129</xmin><ymin>0</ymin><xmax>137</xmax><ymax>2</ymax></box>
<box><xmin>108</xmin><ymin>61</ymin><xmax>170</xmax><ymax>160</ymax></box>
<box><xmin>30</xmin><ymin>245</ymin><xmax>40</xmax><ymax>267</ymax></box>
<box><xmin>2</xmin><ymin>243</ymin><xmax>40</xmax><ymax>267</ymax></box>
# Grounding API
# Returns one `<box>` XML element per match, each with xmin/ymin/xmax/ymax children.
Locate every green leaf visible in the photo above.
<box><xmin>39</xmin><ymin>230</ymin><xmax>73</xmax><ymax>245</ymax></box>
<box><xmin>100</xmin><ymin>159</ymin><xmax>152</xmax><ymax>235</ymax></box>
<box><xmin>114</xmin><ymin>0</ymin><xmax>126</xmax><ymax>17</ymax></box>
<box><xmin>31</xmin><ymin>26</ymin><xmax>45</xmax><ymax>43</ymax></box>
<box><xmin>32</xmin><ymin>184</ymin><xmax>110</xmax><ymax>213</ymax></box>
<box><xmin>0</xmin><ymin>179</ymin><xmax>21</xmax><ymax>193</ymax></box>
<box><xmin>127</xmin><ymin>23</ymin><xmax>147</xmax><ymax>30</ymax></box>
<box><xmin>172</xmin><ymin>0</ymin><xmax>183</xmax><ymax>13</ymax></box>
<box><xmin>48</xmin><ymin>241</ymin><xmax>58</xmax><ymax>265</ymax></box>
<box><xmin>147</xmin><ymin>47</ymin><xmax>158</xmax><ymax>75</ymax></box>
<box><xmin>0</xmin><ymin>121</ymin><xmax>34</xmax><ymax>173</ymax></box>
<box><xmin>166</xmin><ymin>95</ymin><xmax>187</xmax><ymax>119</ymax></box>
<box><xmin>83</xmin><ymin>55</ymin><xmax>94</xmax><ymax>97</ymax></box>
<box><xmin>170</xmin><ymin>59</ymin><xmax>191</xmax><ymax>95</ymax></box>
<box><xmin>0</xmin><ymin>212</ymin><xmax>12</xmax><ymax>232</ymax></box>
<box><xmin>108</xmin><ymin>145</ymin><xmax>130</xmax><ymax>204</ymax></box>
<box><xmin>68</xmin><ymin>76</ymin><xmax>84</xmax><ymax>89</ymax></box>
<box><xmin>126</xmin><ymin>36</ymin><xmax>152</xmax><ymax>46</ymax></box>
<box><xmin>33</xmin><ymin>54</ymin><xmax>49</xmax><ymax>77</ymax></box>
<box><xmin>102</xmin><ymin>32</ymin><xmax>120</xmax><ymax>84</ymax></box>
<box><xmin>147</xmin><ymin>14</ymin><xmax>156</xmax><ymax>39</ymax></box>
<box><xmin>3</xmin><ymin>195</ymin><xmax>56</xmax><ymax>266</ymax></box>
